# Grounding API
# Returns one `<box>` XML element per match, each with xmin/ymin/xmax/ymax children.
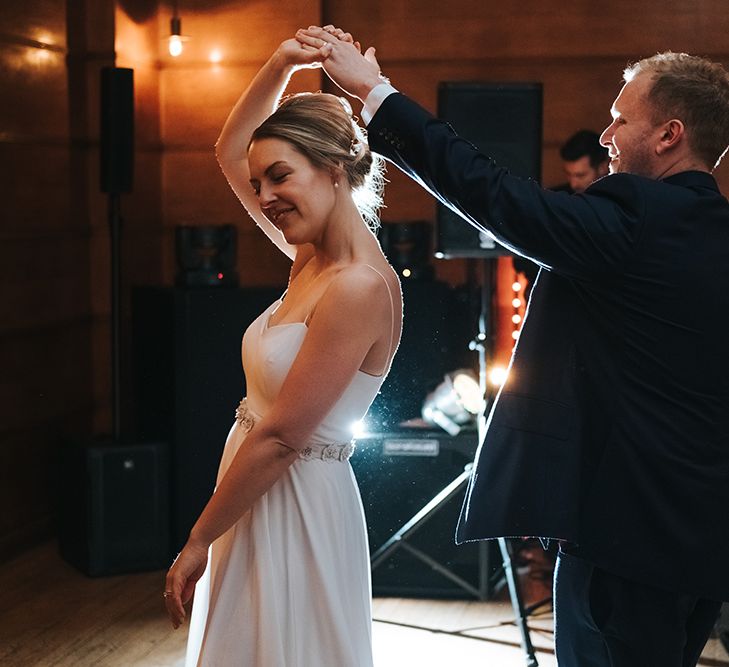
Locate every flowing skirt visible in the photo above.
<box><xmin>184</xmin><ymin>422</ymin><xmax>374</xmax><ymax>667</ymax></box>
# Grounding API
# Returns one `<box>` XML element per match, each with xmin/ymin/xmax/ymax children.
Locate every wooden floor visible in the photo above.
<box><xmin>0</xmin><ymin>542</ymin><xmax>727</xmax><ymax>666</ymax></box>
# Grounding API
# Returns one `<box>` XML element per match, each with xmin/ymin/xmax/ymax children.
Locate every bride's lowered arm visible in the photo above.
<box><xmin>163</xmin><ymin>268</ymin><xmax>391</xmax><ymax>628</ymax></box>
<box><xmin>215</xmin><ymin>39</ymin><xmax>327</xmax><ymax>260</ymax></box>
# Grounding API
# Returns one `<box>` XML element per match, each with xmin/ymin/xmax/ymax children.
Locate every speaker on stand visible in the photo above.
<box><xmin>100</xmin><ymin>66</ymin><xmax>134</xmax><ymax>439</ymax></box>
<box><xmin>436</xmin><ymin>82</ymin><xmax>542</xmax><ymax>259</ymax></box>
<box><xmin>59</xmin><ymin>67</ymin><xmax>173</xmax><ymax>575</ymax></box>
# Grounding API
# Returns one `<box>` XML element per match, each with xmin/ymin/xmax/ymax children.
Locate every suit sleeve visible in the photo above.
<box><xmin>368</xmin><ymin>93</ymin><xmax>647</xmax><ymax>280</ymax></box>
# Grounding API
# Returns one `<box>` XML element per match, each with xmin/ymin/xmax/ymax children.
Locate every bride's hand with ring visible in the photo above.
<box><xmin>163</xmin><ymin>540</ymin><xmax>208</xmax><ymax>628</ymax></box>
<box><xmin>272</xmin><ymin>37</ymin><xmax>330</xmax><ymax>72</ymax></box>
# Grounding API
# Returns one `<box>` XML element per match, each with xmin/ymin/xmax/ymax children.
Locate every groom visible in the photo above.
<box><xmin>297</xmin><ymin>26</ymin><xmax>729</xmax><ymax>667</ymax></box>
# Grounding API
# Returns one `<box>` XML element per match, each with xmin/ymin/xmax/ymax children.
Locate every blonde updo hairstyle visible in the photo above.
<box><xmin>249</xmin><ymin>93</ymin><xmax>385</xmax><ymax>230</ymax></box>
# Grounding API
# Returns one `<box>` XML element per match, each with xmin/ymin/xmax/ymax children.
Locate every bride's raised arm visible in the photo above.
<box><xmin>215</xmin><ymin>39</ymin><xmax>327</xmax><ymax>260</ymax></box>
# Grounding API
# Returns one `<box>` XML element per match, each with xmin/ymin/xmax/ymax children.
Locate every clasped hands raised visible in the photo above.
<box><xmin>288</xmin><ymin>25</ymin><xmax>388</xmax><ymax>102</ymax></box>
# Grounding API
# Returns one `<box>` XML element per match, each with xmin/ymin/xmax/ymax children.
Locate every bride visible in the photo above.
<box><xmin>163</xmin><ymin>36</ymin><xmax>402</xmax><ymax>667</ymax></box>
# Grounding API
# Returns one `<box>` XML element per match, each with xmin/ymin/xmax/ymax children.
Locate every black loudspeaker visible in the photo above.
<box><xmin>367</xmin><ymin>280</ymin><xmax>476</xmax><ymax>431</ymax></box>
<box><xmin>378</xmin><ymin>221</ymin><xmax>435</xmax><ymax>281</ymax></box>
<box><xmin>436</xmin><ymin>82</ymin><xmax>543</xmax><ymax>258</ymax></box>
<box><xmin>351</xmin><ymin>429</ymin><xmax>497</xmax><ymax>597</ymax></box>
<box><xmin>58</xmin><ymin>440</ymin><xmax>169</xmax><ymax>576</ymax></box>
<box><xmin>175</xmin><ymin>225</ymin><xmax>239</xmax><ymax>287</ymax></box>
<box><xmin>100</xmin><ymin>67</ymin><xmax>134</xmax><ymax>194</ymax></box>
<box><xmin>132</xmin><ymin>286</ymin><xmax>283</xmax><ymax>552</ymax></box>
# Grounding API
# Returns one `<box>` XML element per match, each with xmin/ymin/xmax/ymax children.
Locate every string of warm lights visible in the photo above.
<box><xmin>511</xmin><ymin>271</ymin><xmax>526</xmax><ymax>343</ymax></box>
<box><xmin>488</xmin><ymin>266</ymin><xmax>527</xmax><ymax>388</ymax></box>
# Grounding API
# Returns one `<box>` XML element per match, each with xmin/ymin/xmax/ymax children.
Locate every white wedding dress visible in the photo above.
<box><xmin>184</xmin><ymin>283</ymin><xmax>392</xmax><ymax>667</ymax></box>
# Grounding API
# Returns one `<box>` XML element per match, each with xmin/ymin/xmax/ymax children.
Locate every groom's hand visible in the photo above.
<box><xmin>274</xmin><ymin>37</ymin><xmax>329</xmax><ymax>71</ymax></box>
<box><xmin>295</xmin><ymin>26</ymin><xmax>385</xmax><ymax>102</ymax></box>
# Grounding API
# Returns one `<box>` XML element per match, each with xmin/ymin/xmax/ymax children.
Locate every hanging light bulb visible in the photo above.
<box><xmin>167</xmin><ymin>2</ymin><xmax>188</xmax><ymax>57</ymax></box>
<box><xmin>168</xmin><ymin>20</ymin><xmax>183</xmax><ymax>57</ymax></box>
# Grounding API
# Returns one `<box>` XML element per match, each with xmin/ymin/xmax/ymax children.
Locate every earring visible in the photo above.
<box><xmin>334</xmin><ymin>181</ymin><xmax>339</xmax><ymax>189</ymax></box>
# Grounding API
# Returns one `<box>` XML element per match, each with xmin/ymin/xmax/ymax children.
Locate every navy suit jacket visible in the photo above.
<box><xmin>368</xmin><ymin>93</ymin><xmax>729</xmax><ymax>600</ymax></box>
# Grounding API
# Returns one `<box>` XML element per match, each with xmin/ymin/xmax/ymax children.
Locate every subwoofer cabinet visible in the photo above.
<box><xmin>132</xmin><ymin>286</ymin><xmax>283</xmax><ymax>553</ymax></box>
<box><xmin>58</xmin><ymin>439</ymin><xmax>169</xmax><ymax>576</ymax></box>
<box><xmin>351</xmin><ymin>428</ymin><xmax>499</xmax><ymax>599</ymax></box>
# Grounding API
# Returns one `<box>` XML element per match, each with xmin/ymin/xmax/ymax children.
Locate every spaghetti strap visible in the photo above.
<box><xmin>297</xmin><ymin>264</ymin><xmax>398</xmax><ymax>375</ymax></box>
<box><xmin>362</xmin><ymin>264</ymin><xmax>397</xmax><ymax>375</ymax></box>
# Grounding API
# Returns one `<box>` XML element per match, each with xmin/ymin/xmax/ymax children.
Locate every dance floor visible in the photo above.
<box><xmin>0</xmin><ymin>542</ymin><xmax>726</xmax><ymax>666</ymax></box>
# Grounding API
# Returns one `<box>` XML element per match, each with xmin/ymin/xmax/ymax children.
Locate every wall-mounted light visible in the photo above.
<box><xmin>167</xmin><ymin>1</ymin><xmax>189</xmax><ymax>57</ymax></box>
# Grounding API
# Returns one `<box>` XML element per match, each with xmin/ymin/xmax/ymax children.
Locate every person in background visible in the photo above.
<box><xmin>555</xmin><ymin>129</ymin><xmax>609</xmax><ymax>193</ymax></box>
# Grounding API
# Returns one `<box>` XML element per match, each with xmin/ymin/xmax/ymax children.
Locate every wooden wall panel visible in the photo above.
<box><xmin>161</xmin><ymin>65</ymin><xmax>264</xmax><ymax>147</ymax></box>
<box><xmin>0</xmin><ymin>323</ymin><xmax>93</xmax><ymax>433</ymax></box>
<box><xmin>0</xmin><ymin>145</ymin><xmax>71</xmax><ymax>230</ymax></box>
<box><xmin>0</xmin><ymin>2</ymin><xmax>67</xmax><ymax>46</ymax></box>
<box><xmin>156</xmin><ymin>0</ymin><xmax>322</xmax><ymax>64</ymax></box>
<box><xmin>0</xmin><ymin>319</ymin><xmax>94</xmax><ymax>559</ymax></box>
<box><xmin>0</xmin><ymin>42</ymin><xmax>67</xmax><ymax>139</ymax></box>
<box><xmin>0</xmin><ymin>0</ymin><xmax>94</xmax><ymax>559</ymax></box>
<box><xmin>0</xmin><ymin>431</ymin><xmax>56</xmax><ymax>548</ymax></box>
<box><xmin>163</xmin><ymin>150</ymin><xmax>232</xmax><ymax>222</ymax></box>
<box><xmin>1</xmin><ymin>240</ymin><xmax>90</xmax><ymax>332</ymax></box>
<box><xmin>325</xmin><ymin>0</ymin><xmax>729</xmax><ymax>61</ymax></box>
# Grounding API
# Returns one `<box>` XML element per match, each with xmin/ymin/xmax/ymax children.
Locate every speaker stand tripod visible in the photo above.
<box><xmin>370</xmin><ymin>471</ymin><xmax>538</xmax><ymax>667</ymax></box>
<box><xmin>370</xmin><ymin>258</ymin><xmax>539</xmax><ymax>667</ymax></box>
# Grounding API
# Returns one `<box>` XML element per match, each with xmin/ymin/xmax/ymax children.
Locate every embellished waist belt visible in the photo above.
<box><xmin>234</xmin><ymin>398</ymin><xmax>356</xmax><ymax>463</ymax></box>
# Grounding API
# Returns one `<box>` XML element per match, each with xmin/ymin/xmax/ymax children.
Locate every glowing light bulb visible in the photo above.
<box><xmin>168</xmin><ymin>34</ymin><xmax>183</xmax><ymax>57</ymax></box>
<box><xmin>166</xmin><ymin>15</ymin><xmax>188</xmax><ymax>57</ymax></box>
<box><xmin>512</xmin><ymin>298</ymin><xmax>522</xmax><ymax>308</ymax></box>
<box><xmin>512</xmin><ymin>281</ymin><xmax>522</xmax><ymax>292</ymax></box>
<box><xmin>402</xmin><ymin>268</ymin><xmax>412</xmax><ymax>278</ymax></box>
<box><xmin>489</xmin><ymin>366</ymin><xmax>508</xmax><ymax>387</ymax></box>
<box><xmin>512</xmin><ymin>314</ymin><xmax>522</xmax><ymax>324</ymax></box>
<box><xmin>511</xmin><ymin>330</ymin><xmax>520</xmax><ymax>340</ymax></box>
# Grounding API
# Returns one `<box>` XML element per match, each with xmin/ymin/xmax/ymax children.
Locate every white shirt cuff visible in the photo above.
<box><xmin>361</xmin><ymin>82</ymin><xmax>399</xmax><ymax>125</ymax></box>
